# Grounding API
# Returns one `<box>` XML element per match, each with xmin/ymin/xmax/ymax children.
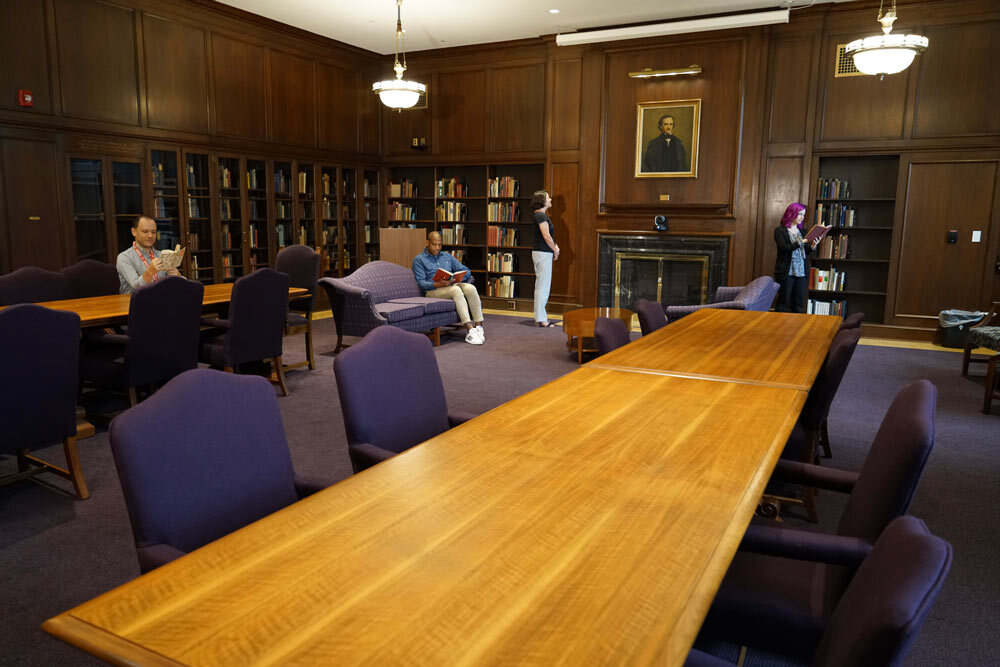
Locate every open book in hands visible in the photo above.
<box><xmin>159</xmin><ymin>245</ymin><xmax>186</xmax><ymax>270</ymax></box>
<box><xmin>804</xmin><ymin>224</ymin><xmax>832</xmax><ymax>244</ymax></box>
<box><xmin>433</xmin><ymin>267</ymin><xmax>467</xmax><ymax>283</ymax></box>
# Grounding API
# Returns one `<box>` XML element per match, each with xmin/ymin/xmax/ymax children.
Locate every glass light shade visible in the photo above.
<box><xmin>846</xmin><ymin>33</ymin><xmax>928</xmax><ymax>76</ymax></box>
<box><xmin>372</xmin><ymin>79</ymin><xmax>425</xmax><ymax>109</ymax></box>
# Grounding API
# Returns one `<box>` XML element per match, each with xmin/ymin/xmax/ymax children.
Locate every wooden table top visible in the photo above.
<box><xmin>589</xmin><ymin>308</ymin><xmax>842</xmax><ymax>390</ymax></box>
<box><xmin>562</xmin><ymin>306</ymin><xmax>635</xmax><ymax>334</ymax></box>
<box><xmin>0</xmin><ymin>284</ymin><xmax>307</xmax><ymax>328</ymax></box>
<box><xmin>44</xmin><ymin>367</ymin><xmax>808</xmax><ymax>666</ymax></box>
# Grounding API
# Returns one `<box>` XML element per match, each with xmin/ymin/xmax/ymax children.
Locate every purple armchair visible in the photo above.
<box><xmin>636</xmin><ymin>298</ymin><xmax>668</xmax><ymax>336</ymax></box>
<box><xmin>594</xmin><ymin>316</ymin><xmax>631</xmax><ymax>355</ymax></box>
<box><xmin>0</xmin><ymin>304</ymin><xmax>89</xmax><ymax>499</ymax></box>
<box><xmin>0</xmin><ymin>266</ymin><xmax>69</xmax><ymax>305</ymax></box>
<box><xmin>80</xmin><ymin>276</ymin><xmax>204</xmax><ymax>405</ymax></box>
<box><xmin>275</xmin><ymin>244</ymin><xmax>321</xmax><ymax>371</ymax></box>
<box><xmin>689</xmin><ymin>516</ymin><xmax>952</xmax><ymax>667</ymax></box>
<box><xmin>61</xmin><ymin>259</ymin><xmax>119</xmax><ymax>298</ymax></box>
<box><xmin>109</xmin><ymin>369</ymin><xmax>330</xmax><ymax>573</ymax></box>
<box><xmin>665</xmin><ymin>275</ymin><xmax>778</xmax><ymax>323</ymax></box>
<box><xmin>700</xmin><ymin>380</ymin><xmax>937</xmax><ymax>660</ymax></box>
<box><xmin>319</xmin><ymin>260</ymin><xmax>460</xmax><ymax>353</ymax></box>
<box><xmin>333</xmin><ymin>326</ymin><xmax>476</xmax><ymax>473</ymax></box>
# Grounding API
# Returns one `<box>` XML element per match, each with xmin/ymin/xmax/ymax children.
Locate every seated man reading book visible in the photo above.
<box><xmin>412</xmin><ymin>231</ymin><xmax>485</xmax><ymax>345</ymax></box>
<box><xmin>117</xmin><ymin>215</ymin><xmax>184</xmax><ymax>294</ymax></box>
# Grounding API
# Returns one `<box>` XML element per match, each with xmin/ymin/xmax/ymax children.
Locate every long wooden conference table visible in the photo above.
<box><xmin>0</xmin><ymin>283</ymin><xmax>307</xmax><ymax>327</ymax></box>
<box><xmin>43</xmin><ymin>309</ymin><xmax>841</xmax><ymax>666</ymax></box>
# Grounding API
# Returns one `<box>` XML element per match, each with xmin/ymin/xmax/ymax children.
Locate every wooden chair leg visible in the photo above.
<box><xmin>305</xmin><ymin>318</ymin><xmax>316</xmax><ymax>370</ymax></box>
<box><xmin>273</xmin><ymin>356</ymin><xmax>289</xmax><ymax>397</ymax></box>
<box><xmin>432</xmin><ymin>327</ymin><xmax>441</xmax><ymax>346</ymax></box>
<box><xmin>984</xmin><ymin>355</ymin><xmax>998</xmax><ymax>414</ymax></box>
<box><xmin>962</xmin><ymin>340</ymin><xmax>973</xmax><ymax>376</ymax></box>
<box><xmin>334</xmin><ymin>333</ymin><xmax>344</xmax><ymax>353</ymax></box>
<box><xmin>128</xmin><ymin>386</ymin><xmax>139</xmax><ymax>407</ymax></box>
<box><xmin>224</xmin><ymin>366</ymin><xmax>234</xmax><ymax>373</ymax></box>
<box><xmin>62</xmin><ymin>436</ymin><xmax>90</xmax><ymax>500</ymax></box>
<box><xmin>820</xmin><ymin>419</ymin><xmax>832</xmax><ymax>459</ymax></box>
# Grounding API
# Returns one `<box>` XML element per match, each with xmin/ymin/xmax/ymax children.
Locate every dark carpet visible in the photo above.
<box><xmin>0</xmin><ymin>315</ymin><xmax>996</xmax><ymax>666</ymax></box>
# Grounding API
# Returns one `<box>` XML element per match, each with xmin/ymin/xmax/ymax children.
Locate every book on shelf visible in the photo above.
<box><xmin>435</xmin><ymin>177</ymin><xmax>467</xmax><ymax>198</ymax></box>
<box><xmin>322</xmin><ymin>173</ymin><xmax>332</xmax><ymax>195</ymax></box>
<box><xmin>809</xmin><ymin>267</ymin><xmax>846</xmax><ymax>291</ymax></box>
<box><xmin>487</xmin><ymin>202</ymin><xmax>519</xmax><ymax>222</ymax></box>
<box><xmin>440</xmin><ymin>224</ymin><xmax>465</xmax><ymax>245</ymax></box>
<box><xmin>488</xmin><ymin>225</ymin><xmax>518</xmax><ymax>246</ymax></box>
<box><xmin>298</xmin><ymin>225</ymin><xmax>308</xmax><ymax>246</ymax></box>
<box><xmin>814</xmin><ymin>203</ymin><xmax>855</xmax><ymax>228</ymax></box>
<box><xmin>817</xmin><ymin>234</ymin><xmax>850</xmax><ymax>259</ymax></box>
<box><xmin>363</xmin><ymin>179</ymin><xmax>373</xmax><ymax>197</ymax></box>
<box><xmin>804</xmin><ymin>224</ymin><xmax>832</xmax><ymax>244</ymax></box>
<box><xmin>389</xmin><ymin>202</ymin><xmax>416</xmax><ymax>221</ymax></box>
<box><xmin>187</xmin><ymin>233</ymin><xmax>198</xmax><ymax>251</ymax></box>
<box><xmin>486</xmin><ymin>275</ymin><xmax>517</xmax><ymax>298</ymax></box>
<box><xmin>452</xmin><ymin>249</ymin><xmax>466</xmax><ymax>264</ymax></box>
<box><xmin>249</xmin><ymin>224</ymin><xmax>258</xmax><ymax>248</ymax></box>
<box><xmin>488</xmin><ymin>176</ymin><xmax>520</xmax><ymax>198</ymax></box>
<box><xmin>274</xmin><ymin>170</ymin><xmax>289</xmax><ymax>194</ymax></box>
<box><xmin>389</xmin><ymin>180</ymin><xmax>417</xmax><ymax>198</ymax></box>
<box><xmin>807</xmin><ymin>299</ymin><xmax>848</xmax><ymax>316</ymax></box>
<box><xmin>487</xmin><ymin>252</ymin><xmax>517</xmax><ymax>272</ymax></box>
<box><xmin>817</xmin><ymin>178</ymin><xmax>851</xmax><ymax>199</ymax></box>
<box><xmin>219</xmin><ymin>165</ymin><xmax>233</xmax><ymax>189</ymax></box>
<box><xmin>433</xmin><ymin>268</ymin><xmax>467</xmax><ymax>283</ymax></box>
<box><xmin>247</xmin><ymin>168</ymin><xmax>259</xmax><ymax>190</ymax></box>
<box><xmin>186</xmin><ymin>164</ymin><xmax>196</xmax><ymax>188</ymax></box>
<box><xmin>435</xmin><ymin>201</ymin><xmax>467</xmax><ymax>222</ymax></box>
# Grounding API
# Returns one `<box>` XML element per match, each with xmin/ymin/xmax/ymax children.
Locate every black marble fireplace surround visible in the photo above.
<box><xmin>598</xmin><ymin>234</ymin><xmax>729</xmax><ymax>312</ymax></box>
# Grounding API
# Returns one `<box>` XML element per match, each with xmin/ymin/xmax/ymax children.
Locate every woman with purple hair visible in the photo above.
<box><xmin>773</xmin><ymin>202</ymin><xmax>815</xmax><ymax>313</ymax></box>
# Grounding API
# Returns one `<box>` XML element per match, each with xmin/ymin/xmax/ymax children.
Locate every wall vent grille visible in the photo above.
<box><xmin>835</xmin><ymin>44</ymin><xmax>865</xmax><ymax>78</ymax></box>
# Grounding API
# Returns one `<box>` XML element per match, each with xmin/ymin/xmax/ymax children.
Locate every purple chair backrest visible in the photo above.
<box><xmin>0</xmin><ymin>304</ymin><xmax>80</xmax><ymax>452</ymax></box>
<box><xmin>736</xmin><ymin>276</ymin><xmax>780</xmax><ymax>311</ymax></box>
<box><xmin>225</xmin><ymin>268</ymin><xmax>290</xmax><ymax>366</ymax></box>
<box><xmin>837</xmin><ymin>380</ymin><xmax>937</xmax><ymax>545</ymax></box>
<box><xmin>800</xmin><ymin>328</ymin><xmax>861</xmax><ymax>429</ymax></box>
<box><xmin>126</xmin><ymin>277</ymin><xmax>204</xmax><ymax>387</ymax></box>
<box><xmin>61</xmin><ymin>259</ymin><xmax>119</xmax><ymax>298</ymax></box>
<box><xmin>815</xmin><ymin>516</ymin><xmax>951</xmax><ymax>667</ymax></box>
<box><xmin>275</xmin><ymin>244</ymin><xmax>320</xmax><ymax>314</ymax></box>
<box><xmin>636</xmin><ymin>299</ymin><xmax>667</xmax><ymax>336</ymax></box>
<box><xmin>109</xmin><ymin>369</ymin><xmax>299</xmax><ymax>556</ymax></box>
<box><xmin>334</xmin><ymin>326</ymin><xmax>450</xmax><ymax>455</ymax></box>
<box><xmin>838</xmin><ymin>312</ymin><xmax>865</xmax><ymax>331</ymax></box>
<box><xmin>595</xmin><ymin>316</ymin><xmax>631</xmax><ymax>355</ymax></box>
<box><xmin>0</xmin><ymin>266</ymin><xmax>69</xmax><ymax>305</ymax></box>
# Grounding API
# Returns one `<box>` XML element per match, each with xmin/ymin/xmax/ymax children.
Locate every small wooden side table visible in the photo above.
<box><xmin>562</xmin><ymin>307</ymin><xmax>635</xmax><ymax>363</ymax></box>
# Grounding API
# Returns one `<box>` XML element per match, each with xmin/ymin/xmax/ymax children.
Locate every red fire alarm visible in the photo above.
<box><xmin>18</xmin><ymin>89</ymin><xmax>33</xmax><ymax>107</ymax></box>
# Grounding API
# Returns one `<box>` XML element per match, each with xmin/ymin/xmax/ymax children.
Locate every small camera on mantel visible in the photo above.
<box><xmin>653</xmin><ymin>215</ymin><xmax>669</xmax><ymax>232</ymax></box>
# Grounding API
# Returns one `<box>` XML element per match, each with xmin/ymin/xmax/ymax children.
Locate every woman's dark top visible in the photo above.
<box><xmin>533</xmin><ymin>211</ymin><xmax>555</xmax><ymax>253</ymax></box>
<box><xmin>773</xmin><ymin>225</ymin><xmax>812</xmax><ymax>281</ymax></box>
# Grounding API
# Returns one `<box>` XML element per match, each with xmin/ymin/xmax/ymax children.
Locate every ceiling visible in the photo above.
<box><xmin>215</xmin><ymin>0</ymin><xmax>846</xmax><ymax>55</ymax></box>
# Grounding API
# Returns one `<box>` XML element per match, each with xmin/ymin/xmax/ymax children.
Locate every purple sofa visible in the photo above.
<box><xmin>319</xmin><ymin>261</ymin><xmax>460</xmax><ymax>352</ymax></box>
<box><xmin>665</xmin><ymin>275</ymin><xmax>779</xmax><ymax>323</ymax></box>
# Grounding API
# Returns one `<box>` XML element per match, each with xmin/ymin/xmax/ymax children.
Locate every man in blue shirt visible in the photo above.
<box><xmin>412</xmin><ymin>231</ymin><xmax>484</xmax><ymax>345</ymax></box>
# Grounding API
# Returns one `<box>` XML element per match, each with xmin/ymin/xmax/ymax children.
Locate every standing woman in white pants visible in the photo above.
<box><xmin>531</xmin><ymin>190</ymin><xmax>559</xmax><ymax>327</ymax></box>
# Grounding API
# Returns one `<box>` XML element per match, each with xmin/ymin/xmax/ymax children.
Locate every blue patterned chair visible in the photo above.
<box><xmin>319</xmin><ymin>260</ymin><xmax>460</xmax><ymax>353</ymax></box>
<box><xmin>664</xmin><ymin>275</ymin><xmax>779</xmax><ymax>323</ymax></box>
<box><xmin>962</xmin><ymin>301</ymin><xmax>1000</xmax><ymax>414</ymax></box>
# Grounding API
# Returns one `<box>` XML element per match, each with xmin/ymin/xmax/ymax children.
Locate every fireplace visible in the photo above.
<box><xmin>598</xmin><ymin>234</ymin><xmax>729</xmax><ymax>311</ymax></box>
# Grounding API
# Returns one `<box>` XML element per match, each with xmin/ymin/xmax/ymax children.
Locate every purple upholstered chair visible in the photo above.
<box><xmin>688</xmin><ymin>516</ymin><xmax>951</xmax><ymax>667</ymax></box>
<box><xmin>334</xmin><ymin>326</ymin><xmax>476</xmax><ymax>473</ymax></box>
<box><xmin>594</xmin><ymin>316</ymin><xmax>631</xmax><ymax>355</ymax></box>
<box><xmin>664</xmin><ymin>276</ymin><xmax>778</xmax><ymax>323</ymax></box>
<box><xmin>636</xmin><ymin>298</ymin><xmax>668</xmax><ymax>336</ymax></box>
<box><xmin>275</xmin><ymin>245</ymin><xmax>321</xmax><ymax>371</ymax></box>
<box><xmin>0</xmin><ymin>266</ymin><xmax>69</xmax><ymax>305</ymax></box>
<box><xmin>200</xmin><ymin>268</ymin><xmax>291</xmax><ymax>395</ymax></box>
<box><xmin>0</xmin><ymin>304</ymin><xmax>88</xmax><ymax>499</ymax></box>
<box><xmin>700</xmin><ymin>380</ymin><xmax>937</xmax><ymax>661</ymax></box>
<box><xmin>80</xmin><ymin>277</ymin><xmax>204</xmax><ymax>405</ymax></box>
<box><xmin>109</xmin><ymin>368</ymin><xmax>329</xmax><ymax>573</ymax></box>
<box><xmin>61</xmin><ymin>259</ymin><xmax>120</xmax><ymax>298</ymax></box>
<box><xmin>838</xmin><ymin>311</ymin><xmax>864</xmax><ymax>331</ymax></box>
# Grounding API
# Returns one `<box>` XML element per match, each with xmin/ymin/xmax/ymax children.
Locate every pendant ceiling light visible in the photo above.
<box><xmin>372</xmin><ymin>0</ymin><xmax>426</xmax><ymax>110</ymax></box>
<box><xmin>845</xmin><ymin>0</ymin><xmax>928</xmax><ymax>79</ymax></box>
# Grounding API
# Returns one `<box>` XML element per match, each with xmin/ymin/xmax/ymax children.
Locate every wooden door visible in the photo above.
<box><xmin>2</xmin><ymin>139</ymin><xmax>66</xmax><ymax>270</ymax></box>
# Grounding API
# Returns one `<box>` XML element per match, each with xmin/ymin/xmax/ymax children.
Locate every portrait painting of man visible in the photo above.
<box><xmin>635</xmin><ymin>99</ymin><xmax>700</xmax><ymax>178</ymax></box>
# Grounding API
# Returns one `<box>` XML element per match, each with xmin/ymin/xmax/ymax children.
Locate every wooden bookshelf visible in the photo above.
<box><xmin>183</xmin><ymin>151</ymin><xmax>215</xmax><ymax>284</ymax></box>
<box><xmin>362</xmin><ymin>168</ymin><xmax>381</xmax><ymax>265</ymax></box>
<box><xmin>68</xmin><ymin>155</ymin><xmax>144</xmax><ymax>263</ymax></box>
<box><xmin>386</xmin><ymin>163</ymin><xmax>544</xmax><ymax>308</ymax></box>
<box><xmin>808</xmin><ymin>155</ymin><xmax>899</xmax><ymax>322</ymax></box>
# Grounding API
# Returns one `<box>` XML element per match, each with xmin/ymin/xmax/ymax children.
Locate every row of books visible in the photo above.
<box><xmin>488</xmin><ymin>225</ymin><xmax>519</xmax><ymax>247</ymax></box>
<box><xmin>275</xmin><ymin>200</ymin><xmax>292</xmax><ymax>219</ymax></box>
<box><xmin>364</xmin><ymin>202</ymin><xmax>376</xmax><ymax>220</ymax></box>
<box><xmin>814</xmin><ymin>203</ymin><xmax>856</xmax><ymax>227</ymax></box>
<box><xmin>219</xmin><ymin>199</ymin><xmax>240</xmax><ymax>220</ymax></box>
<box><xmin>807</xmin><ymin>299</ymin><xmax>848</xmax><ymax>316</ymax></box>
<box><xmin>488</xmin><ymin>202</ymin><xmax>520</xmax><ymax>223</ymax></box>
<box><xmin>488</xmin><ymin>176</ymin><xmax>520</xmax><ymax>198</ymax></box>
<box><xmin>440</xmin><ymin>224</ymin><xmax>467</xmax><ymax>245</ymax></box>
<box><xmin>220</xmin><ymin>224</ymin><xmax>241</xmax><ymax>249</ymax></box>
<box><xmin>221</xmin><ymin>254</ymin><xmax>241</xmax><ymax>279</ymax></box>
<box><xmin>389</xmin><ymin>180</ymin><xmax>418</xmax><ymax>198</ymax></box>
<box><xmin>186</xmin><ymin>164</ymin><xmax>204</xmax><ymax>189</ymax></box>
<box><xmin>321</xmin><ymin>173</ymin><xmax>334</xmax><ymax>196</ymax></box>
<box><xmin>219</xmin><ymin>165</ymin><xmax>237</xmax><ymax>189</ymax></box>
<box><xmin>389</xmin><ymin>203</ymin><xmax>417</xmax><ymax>221</ymax></box>
<box><xmin>247</xmin><ymin>168</ymin><xmax>262</xmax><ymax>190</ymax></box>
<box><xmin>363</xmin><ymin>179</ymin><xmax>376</xmax><ymax>198</ymax></box>
<box><xmin>274</xmin><ymin>171</ymin><xmax>290</xmax><ymax>194</ymax></box>
<box><xmin>297</xmin><ymin>171</ymin><xmax>312</xmax><ymax>196</ymax></box>
<box><xmin>486</xmin><ymin>276</ymin><xmax>518</xmax><ymax>298</ymax></box>
<box><xmin>188</xmin><ymin>199</ymin><xmax>205</xmax><ymax>219</ymax></box>
<box><xmin>815</xmin><ymin>234</ymin><xmax>851</xmax><ymax>259</ymax></box>
<box><xmin>817</xmin><ymin>178</ymin><xmax>851</xmax><ymax>199</ymax></box>
<box><xmin>365</xmin><ymin>225</ymin><xmax>375</xmax><ymax>243</ymax></box>
<box><xmin>436</xmin><ymin>178</ymin><xmax>468</xmax><ymax>198</ymax></box>
<box><xmin>153</xmin><ymin>197</ymin><xmax>177</xmax><ymax>218</ymax></box>
<box><xmin>249</xmin><ymin>223</ymin><xmax>263</xmax><ymax>248</ymax></box>
<box><xmin>810</xmin><ymin>267</ymin><xmax>846</xmax><ymax>291</ymax></box>
<box><xmin>451</xmin><ymin>249</ymin><xmax>466</xmax><ymax>264</ymax></box>
<box><xmin>152</xmin><ymin>163</ymin><xmax>175</xmax><ymax>188</ymax></box>
<box><xmin>436</xmin><ymin>201</ymin><xmax>468</xmax><ymax>222</ymax></box>
<box><xmin>487</xmin><ymin>252</ymin><xmax>518</xmax><ymax>273</ymax></box>
<box><xmin>321</xmin><ymin>228</ymin><xmax>340</xmax><ymax>246</ymax></box>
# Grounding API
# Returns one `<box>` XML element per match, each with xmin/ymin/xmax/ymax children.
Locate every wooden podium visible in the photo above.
<box><xmin>379</xmin><ymin>227</ymin><xmax>427</xmax><ymax>268</ymax></box>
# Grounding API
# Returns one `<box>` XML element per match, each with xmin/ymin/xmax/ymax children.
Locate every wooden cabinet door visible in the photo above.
<box><xmin>2</xmin><ymin>139</ymin><xmax>66</xmax><ymax>271</ymax></box>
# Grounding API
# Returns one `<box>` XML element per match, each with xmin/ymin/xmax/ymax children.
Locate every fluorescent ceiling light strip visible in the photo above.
<box><xmin>555</xmin><ymin>9</ymin><xmax>790</xmax><ymax>46</ymax></box>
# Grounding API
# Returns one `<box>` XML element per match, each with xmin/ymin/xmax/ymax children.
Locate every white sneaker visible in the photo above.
<box><xmin>475</xmin><ymin>325</ymin><xmax>485</xmax><ymax>341</ymax></box>
<box><xmin>465</xmin><ymin>328</ymin><xmax>484</xmax><ymax>345</ymax></box>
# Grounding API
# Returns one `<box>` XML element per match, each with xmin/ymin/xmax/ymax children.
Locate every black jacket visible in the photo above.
<box><xmin>773</xmin><ymin>225</ymin><xmax>813</xmax><ymax>281</ymax></box>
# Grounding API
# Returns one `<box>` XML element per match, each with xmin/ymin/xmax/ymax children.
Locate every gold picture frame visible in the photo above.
<box><xmin>635</xmin><ymin>99</ymin><xmax>701</xmax><ymax>178</ymax></box>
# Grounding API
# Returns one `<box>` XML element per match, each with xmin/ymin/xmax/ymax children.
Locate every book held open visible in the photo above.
<box><xmin>159</xmin><ymin>245</ymin><xmax>186</xmax><ymax>270</ymax></box>
<box><xmin>804</xmin><ymin>224</ymin><xmax>832</xmax><ymax>244</ymax></box>
<box><xmin>433</xmin><ymin>267</ymin><xmax>467</xmax><ymax>283</ymax></box>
